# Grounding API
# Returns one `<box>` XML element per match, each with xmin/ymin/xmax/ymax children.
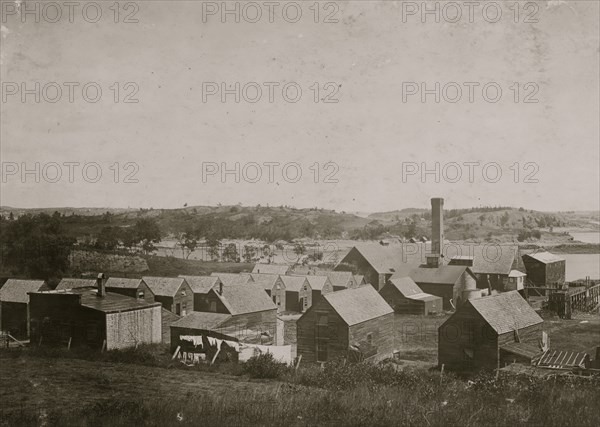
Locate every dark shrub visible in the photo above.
<box><xmin>243</xmin><ymin>353</ymin><xmax>289</xmax><ymax>379</ymax></box>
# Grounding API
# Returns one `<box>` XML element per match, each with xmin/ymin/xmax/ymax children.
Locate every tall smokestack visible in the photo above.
<box><xmin>97</xmin><ymin>273</ymin><xmax>106</xmax><ymax>298</ymax></box>
<box><xmin>431</xmin><ymin>198</ymin><xmax>444</xmax><ymax>256</ymax></box>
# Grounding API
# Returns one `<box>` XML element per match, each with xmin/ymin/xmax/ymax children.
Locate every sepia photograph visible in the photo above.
<box><xmin>0</xmin><ymin>1</ymin><xmax>599</xmax><ymax>425</ymax></box>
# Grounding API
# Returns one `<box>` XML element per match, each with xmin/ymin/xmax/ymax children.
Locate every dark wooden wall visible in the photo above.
<box><xmin>348</xmin><ymin>312</ymin><xmax>395</xmax><ymax>362</ymax></box>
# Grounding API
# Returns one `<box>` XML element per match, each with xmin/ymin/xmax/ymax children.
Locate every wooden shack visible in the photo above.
<box><xmin>522</xmin><ymin>251</ymin><xmax>566</xmax><ymax>288</ymax></box>
<box><xmin>104</xmin><ymin>277</ymin><xmax>155</xmax><ymax>303</ymax></box>
<box><xmin>380</xmin><ymin>276</ymin><xmax>442</xmax><ymax>315</ymax></box>
<box><xmin>297</xmin><ymin>286</ymin><xmax>394</xmax><ymax>363</ymax></box>
<box><xmin>0</xmin><ymin>279</ymin><xmax>49</xmax><ymax>338</ymax></box>
<box><xmin>325</xmin><ymin>271</ymin><xmax>358</xmax><ymax>292</ymax></box>
<box><xmin>281</xmin><ymin>276</ymin><xmax>312</xmax><ymax>313</ymax></box>
<box><xmin>408</xmin><ymin>265</ymin><xmax>477</xmax><ymax>310</ymax></box>
<box><xmin>246</xmin><ymin>273</ymin><xmax>286</xmax><ymax>312</ymax></box>
<box><xmin>438</xmin><ymin>291</ymin><xmax>544</xmax><ymax>371</ymax></box>
<box><xmin>142</xmin><ymin>277</ymin><xmax>193</xmax><ymax>316</ymax></box>
<box><xmin>28</xmin><ymin>281</ymin><xmax>161</xmax><ymax>350</ymax></box>
<box><xmin>179</xmin><ymin>275</ymin><xmax>221</xmax><ymax>311</ymax></box>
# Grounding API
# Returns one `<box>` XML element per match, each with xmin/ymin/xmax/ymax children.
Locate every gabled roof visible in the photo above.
<box><xmin>31</xmin><ymin>287</ymin><xmax>160</xmax><ymax>314</ymax></box>
<box><xmin>56</xmin><ymin>278</ymin><xmax>97</xmax><ymax>290</ymax></box>
<box><xmin>467</xmin><ymin>291</ymin><xmax>543</xmax><ymax>335</ymax></box>
<box><xmin>323</xmin><ymin>286</ymin><xmax>393</xmax><ymax>326</ymax></box>
<box><xmin>210</xmin><ymin>273</ymin><xmax>253</xmax><ymax>286</ymax></box>
<box><xmin>303</xmin><ymin>275</ymin><xmax>330</xmax><ymax>291</ymax></box>
<box><xmin>523</xmin><ymin>251</ymin><xmax>565</xmax><ymax>264</ymax></box>
<box><xmin>213</xmin><ymin>283</ymin><xmax>277</xmax><ymax>315</ymax></box>
<box><xmin>280</xmin><ymin>276</ymin><xmax>309</xmax><ymax>292</ymax></box>
<box><xmin>0</xmin><ymin>279</ymin><xmax>48</xmax><ymax>303</ymax></box>
<box><xmin>252</xmin><ymin>264</ymin><xmax>290</xmax><ymax>275</ymax></box>
<box><xmin>142</xmin><ymin>277</ymin><xmax>188</xmax><ymax>297</ymax></box>
<box><xmin>325</xmin><ymin>271</ymin><xmax>355</xmax><ymax>288</ymax></box>
<box><xmin>509</xmin><ymin>270</ymin><xmax>527</xmax><ymax>278</ymax></box>
<box><xmin>339</xmin><ymin>243</ymin><xmax>518</xmax><ymax>277</ymax></box>
<box><xmin>387</xmin><ymin>276</ymin><xmax>424</xmax><ymax>297</ymax></box>
<box><xmin>171</xmin><ymin>312</ymin><xmax>232</xmax><ymax>330</ymax></box>
<box><xmin>105</xmin><ymin>277</ymin><xmax>144</xmax><ymax>290</ymax></box>
<box><xmin>179</xmin><ymin>275</ymin><xmax>220</xmax><ymax>294</ymax></box>
<box><xmin>246</xmin><ymin>273</ymin><xmax>282</xmax><ymax>291</ymax></box>
<box><xmin>406</xmin><ymin>265</ymin><xmax>473</xmax><ymax>286</ymax></box>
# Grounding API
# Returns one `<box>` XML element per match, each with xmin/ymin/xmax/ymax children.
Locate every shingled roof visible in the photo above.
<box><xmin>388</xmin><ymin>276</ymin><xmax>424</xmax><ymax>297</ymax></box>
<box><xmin>323</xmin><ymin>286</ymin><xmax>393</xmax><ymax>326</ymax></box>
<box><xmin>213</xmin><ymin>283</ymin><xmax>277</xmax><ymax>315</ymax></box>
<box><xmin>105</xmin><ymin>277</ymin><xmax>144</xmax><ymax>290</ymax></box>
<box><xmin>523</xmin><ymin>251</ymin><xmax>565</xmax><ymax>264</ymax></box>
<box><xmin>210</xmin><ymin>273</ymin><xmax>253</xmax><ymax>286</ymax></box>
<box><xmin>407</xmin><ymin>265</ymin><xmax>474</xmax><ymax>286</ymax></box>
<box><xmin>252</xmin><ymin>264</ymin><xmax>290</xmax><ymax>275</ymax></box>
<box><xmin>246</xmin><ymin>273</ymin><xmax>282</xmax><ymax>291</ymax></box>
<box><xmin>171</xmin><ymin>312</ymin><xmax>232</xmax><ymax>330</ymax></box>
<box><xmin>55</xmin><ymin>278</ymin><xmax>98</xmax><ymax>290</ymax></box>
<box><xmin>142</xmin><ymin>277</ymin><xmax>188</xmax><ymax>297</ymax></box>
<box><xmin>467</xmin><ymin>291</ymin><xmax>543</xmax><ymax>335</ymax></box>
<box><xmin>325</xmin><ymin>271</ymin><xmax>355</xmax><ymax>288</ymax></box>
<box><xmin>0</xmin><ymin>279</ymin><xmax>48</xmax><ymax>303</ymax></box>
<box><xmin>303</xmin><ymin>275</ymin><xmax>330</xmax><ymax>291</ymax></box>
<box><xmin>179</xmin><ymin>275</ymin><xmax>220</xmax><ymax>294</ymax></box>
<box><xmin>280</xmin><ymin>276</ymin><xmax>309</xmax><ymax>292</ymax></box>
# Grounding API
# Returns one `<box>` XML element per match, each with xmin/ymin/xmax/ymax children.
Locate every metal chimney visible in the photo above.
<box><xmin>97</xmin><ymin>273</ymin><xmax>106</xmax><ymax>298</ymax></box>
<box><xmin>431</xmin><ymin>198</ymin><xmax>444</xmax><ymax>256</ymax></box>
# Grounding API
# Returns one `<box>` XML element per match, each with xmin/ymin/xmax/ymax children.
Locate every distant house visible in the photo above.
<box><xmin>246</xmin><ymin>273</ymin><xmax>286</xmax><ymax>312</ymax></box>
<box><xmin>448</xmin><ymin>246</ymin><xmax>520</xmax><ymax>290</ymax></box>
<box><xmin>506</xmin><ymin>270</ymin><xmax>527</xmax><ymax>292</ymax></box>
<box><xmin>0</xmin><ymin>279</ymin><xmax>49</xmax><ymax>338</ymax></box>
<box><xmin>104</xmin><ymin>277</ymin><xmax>155</xmax><ymax>303</ymax></box>
<box><xmin>252</xmin><ymin>264</ymin><xmax>291</xmax><ymax>275</ymax></box>
<box><xmin>325</xmin><ymin>271</ymin><xmax>357</xmax><ymax>292</ymax></box>
<box><xmin>380</xmin><ymin>276</ymin><xmax>442</xmax><ymax>315</ymax></box>
<box><xmin>407</xmin><ymin>265</ymin><xmax>478</xmax><ymax>310</ymax></box>
<box><xmin>179</xmin><ymin>275</ymin><xmax>221</xmax><ymax>312</ymax></box>
<box><xmin>210</xmin><ymin>272</ymin><xmax>253</xmax><ymax>286</ymax></box>
<box><xmin>201</xmin><ymin>282</ymin><xmax>277</xmax><ymax>331</ymax></box>
<box><xmin>29</xmin><ymin>279</ymin><xmax>162</xmax><ymax>350</ymax></box>
<box><xmin>142</xmin><ymin>277</ymin><xmax>193</xmax><ymax>316</ymax></box>
<box><xmin>55</xmin><ymin>278</ymin><xmax>97</xmax><ymax>291</ymax></box>
<box><xmin>297</xmin><ymin>286</ymin><xmax>395</xmax><ymax>363</ymax></box>
<box><xmin>303</xmin><ymin>275</ymin><xmax>334</xmax><ymax>303</ymax></box>
<box><xmin>438</xmin><ymin>291</ymin><xmax>544</xmax><ymax>371</ymax></box>
<box><xmin>281</xmin><ymin>276</ymin><xmax>312</xmax><ymax>313</ymax></box>
<box><xmin>522</xmin><ymin>252</ymin><xmax>566</xmax><ymax>288</ymax></box>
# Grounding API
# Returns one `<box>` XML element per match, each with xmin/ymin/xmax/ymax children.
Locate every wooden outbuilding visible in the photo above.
<box><xmin>142</xmin><ymin>277</ymin><xmax>193</xmax><ymax>316</ymax></box>
<box><xmin>29</xmin><ymin>277</ymin><xmax>161</xmax><ymax>350</ymax></box>
<box><xmin>104</xmin><ymin>277</ymin><xmax>155</xmax><ymax>303</ymax></box>
<box><xmin>380</xmin><ymin>276</ymin><xmax>443</xmax><ymax>315</ymax></box>
<box><xmin>179</xmin><ymin>275</ymin><xmax>222</xmax><ymax>311</ymax></box>
<box><xmin>438</xmin><ymin>291</ymin><xmax>544</xmax><ymax>371</ymax></box>
<box><xmin>281</xmin><ymin>276</ymin><xmax>312</xmax><ymax>313</ymax></box>
<box><xmin>325</xmin><ymin>271</ymin><xmax>357</xmax><ymax>292</ymax></box>
<box><xmin>408</xmin><ymin>265</ymin><xmax>478</xmax><ymax>310</ymax></box>
<box><xmin>246</xmin><ymin>273</ymin><xmax>286</xmax><ymax>312</ymax></box>
<box><xmin>297</xmin><ymin>286</ymin><xmax>394</xmax><ymax>363</ymax></box>
<box><xmin>0</xmin><ymin>279</ymin><xmax>49</xmax><ymax>338</ymax></box>
<box><xmin>522</xmin><ymin>251</ymin><xmax>566</xmax><ymax>288</ymax></box>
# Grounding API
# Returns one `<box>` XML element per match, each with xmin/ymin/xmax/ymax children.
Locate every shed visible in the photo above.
<box><xmin>281</xmin><ymin>276</ymin><xmax>312</xmax><ymax>313</ymax></box>
<box><xmin>179</xmin><ymin>275</ymin><xmax>222</xmax><ymax>311</ymax></box>
<box><xmin>522</xmin><ymin>251</ymin><xmax>566</xmax><ymax>288</ymax></box>
<box><xmin>297</xmin><ymin>286</ymin><xmax>394</xmax><ymax>363</ymax></box>
<box><xmin>438</xmin><ymin>291</ymin><xmax>544</xmax><ymax>371</ymax></box>
<box><xmin>29</xmin><ymin>286</ymin><xmax>162</xmax><ymax>350</ymax></box>
<box><xmin>252</xmin><ymin>264</ymin><xmax>291</xmax><ymax>275</ymax></box>
<box><xmin>407</xmin><ymin>265</ymin><xmax>478</xmax><ymax>309</ymax></box>
<box><xmin>380</xmin><ymin>276</ymin><xmax>442</xmax><ymax>315</ymax></box>
<box><xmin>104</xmin><ymin>277</ymin><xmax>155</xmax><ymax>303</ymax></box>
<box><xmin>325</xmin><ymin>271</ymin><xmax>357</xmax><ymax>292</ymax></box>
<box><xmin>0</xmin><ymin>279</ymin><xmax>49</xmax><ymax>338</ymax></box>
<box><xmin>142</xmin><ymin>277</ymin><xmax>193</xmax><ymax>316</ymax></box>
<box><xmin>506</xmin><ymin>270</ymin><xmax>527</xmax><ymax>291</ymax></box>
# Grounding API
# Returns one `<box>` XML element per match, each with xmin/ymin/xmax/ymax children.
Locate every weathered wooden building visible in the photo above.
<box><xmin>105</xmin><ymin>277</ymin><xmax>155</xmax><ymax>303</ymax></box>
<box><xmin>179</xmin><ymin>275</ymin><xmax>222</xmax><ymax>312</ymax></box>
<box><xmin>210</xmin><ymin>272</ymin><xmax>253</xmax><ymax>286</ymax></box>
<box><xmin>201</xmin><ymin>282</ymin><xmax>277</xmax><ymax>331</ymax></box>
<box><xmin>522</xmin><ymin>251</ymin><xmax>566</xmax><ymax>288</ymax></box>
<box><xmin>407</xmin><ymin>265</ymin><xmax>478</xmax><ymax>310</ymax></box>
<box><xmin>142</xmin><ymin>277</ymin><xmax>193</xmax><ymax>316</ymax></box>
<box><xmin>245</xmin><ymin>273</ymin><xmax>286</xmax><ymax>312</ymax></box>
<box><xmin>380</xmin><ymin>276</ymin><xmax>442</xmax><ymax>315</ymax></box>
<box><xmin>438</xmin><ymin>291</ymin><xmax>544</xmax><ymax>371</ymax></box>
<box><xmin>29</xmin><ymin>279</ymin><xmax>162</xmax><ymax>350</ymax></box>
<box><xmin>281</xmin><ymin>276</ymin><xmax>312</xmax><ymax>312</ymax></box>
<box><xmin>297</xmin><ymin>286</ymin><xmax>394</xmax><ymax>363</ymax></box>
<box><xmin>303</xmin><ymin>275</ymin><xmax>334</xmax><ymax>303</ymax></box>
<box><xmin>0</xmin><ymin>279</ymin><xmax>49</xmax><ymax>338</ymax></box>
<box><xmin>252</xmin><ymin>264</ymin><xmax>291</xmax><ymax>275</ymax></box>
<box><xmin>325</xmin><ymin>271</ymin><xmax>358</xmax><ymax>292</ymax></box>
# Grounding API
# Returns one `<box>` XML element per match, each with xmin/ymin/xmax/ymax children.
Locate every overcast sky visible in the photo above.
<box><xmin>1</xmin><ymin>0</ymin><xmax>598</xmax><ymax>212</ymax></box>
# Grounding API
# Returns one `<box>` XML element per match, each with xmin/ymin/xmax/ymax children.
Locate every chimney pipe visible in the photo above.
<box><xmin>97</xmin><ymin>273</ymin><xmax>106</xmax><ymax>298</ymax></box>
<box><xmin>218</xmin><ymin>281</ymin><xmax>223</xmax><ymax>296</ymax></box>
<box><xmin>431</xmin><ymin>198</ymin><xmax>444</xmax><ymax>256</ymax></box>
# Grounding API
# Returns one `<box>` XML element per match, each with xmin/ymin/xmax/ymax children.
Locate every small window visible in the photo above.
<box><xmin>138</xmin><ymin>290</ymin><xmax>145</xmax><ymax>299</ymax></box>
<box><xmin>181</xmin><ymin>290</ymin><xmax>186</xmax><ymax>296</ymax></box>
<box><xmin>210</xmin><ymin>301</ymin><xmax>217</xmax><ymax>312</ymax></box>
<box><xmin>366</xmin><ymin>333</ymin><xmax>373</xmax><ymax>345</ymax></box>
